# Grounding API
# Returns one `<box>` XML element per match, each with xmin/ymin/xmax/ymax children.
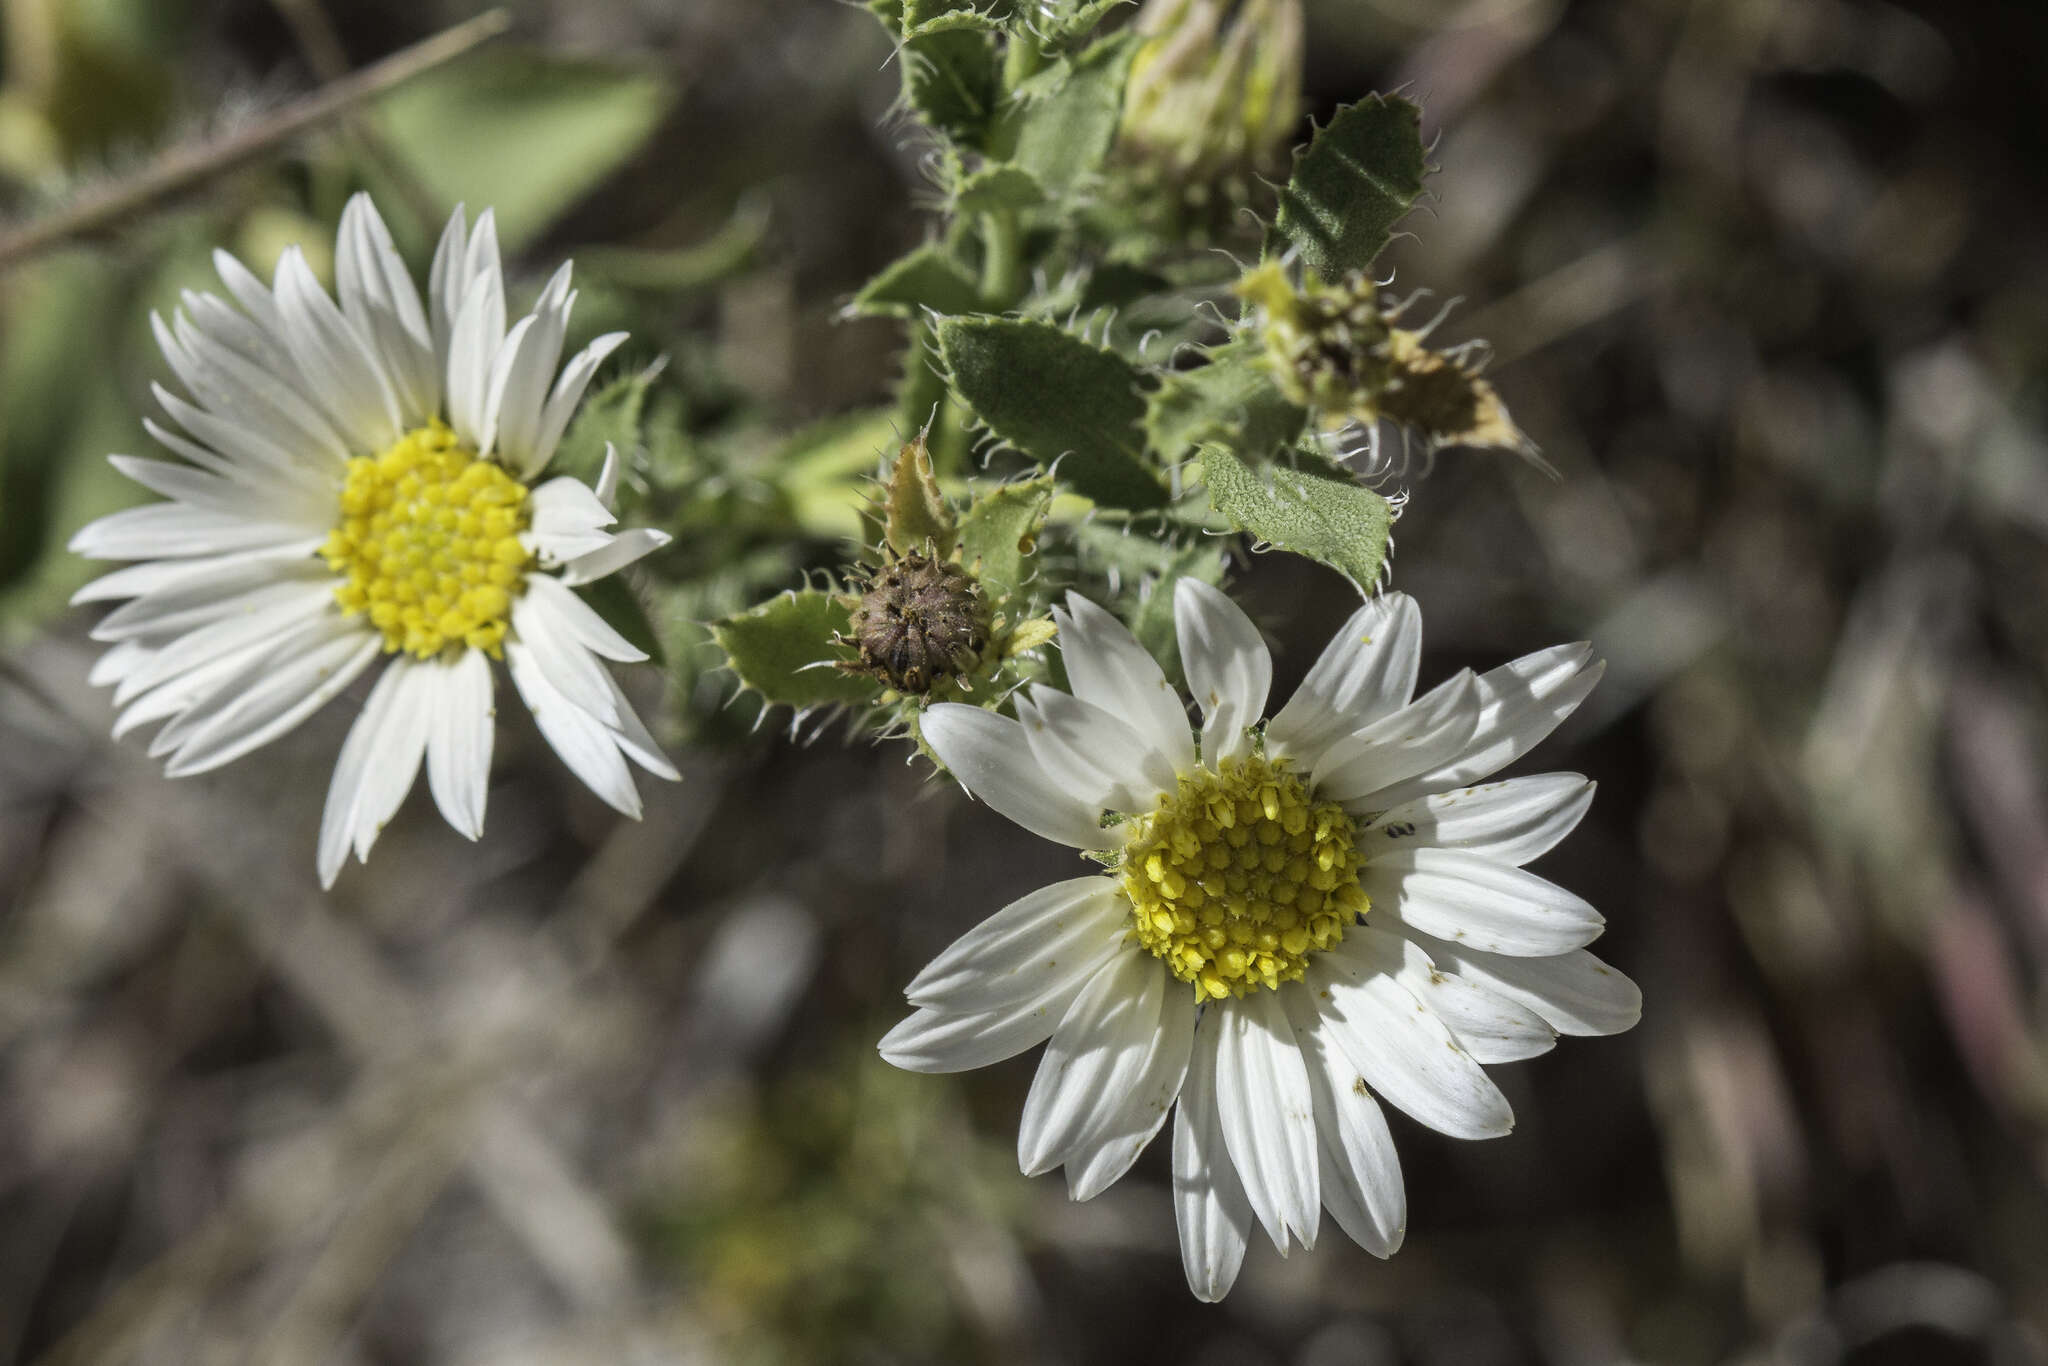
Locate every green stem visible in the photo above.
<box><xmin>979</xmin><ymin>209</ymin><xmax>1024</xmax><ymax>310</ymax></box>
<box><xmin>1002</xmin><ymin>31</ymin><xmax>1048</xmax><ymax>89</ymax></box>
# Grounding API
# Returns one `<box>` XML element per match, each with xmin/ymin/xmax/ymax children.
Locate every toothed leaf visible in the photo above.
<box><xmin>952</xmin><ymin>163</ymin><xmax>1046</xmax><ymax>216</ymax></box>
<box><xmin>712</xmin><ymin>590</ymin><xmax>872</xmax><ymax>709</ymax></box>
<box><xmin>959</xmin><ymin>475</ymin><xmax>1054</xmax><ymax>600</ymax></box>
<box><xmin>1275</xmin><ymin>94</ymin><xmax>1428</xmax><ymax>277</ymax></box>
<box><xmin>1200</xmin><ymin>442</ymin><xmax>1392</xmax><ymax>590</ymax></box>
<box><xmin>852</xmin><ymin>243</ymin><xmax>987</xmax><ymax>318</ymax></box>
<box><xmin>1146</xmin><ymin>343</ymin><xmax>1306</xmax><ymax>464</ymax></box>
<box><xmin>904</xmin><ymin>29</ymin><xmax>1001</xmax><ymax>147</ymax></box>
<box><xmin>937</xmin><ymin>315</ymin><xmax>1165</xmax><ymax>509</ymax></box>
<box><xmin>989</xmin><ymin>31</ymin><xmax>1143</xmax><ymax>193</ymax></box>
<box><xmin>885</xmin><ymin>435</ymin><xmax>957</xmax><ymax>558</ymax></box>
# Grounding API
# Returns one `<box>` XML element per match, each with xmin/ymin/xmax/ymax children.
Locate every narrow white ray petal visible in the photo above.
<box><xmin>273</xmin><ymin>247</ymin><xmax>403</xmax><ymax>451</ymax></box>
<box><xmin>1016</xmin><ymin>686</ymin><xmax>1176</xmax><ymax>813</ymax></box>
<box><xmin>524</xmin><ymin>476</ymin><xmax>618</xmax><ymax>563</ymax></box>
<box><xmin>1054</xmin><ymin>593</ymin><xmax>1197</xmax><ymax>774</ymax></box>
<box><xmin>1173</xmin><ymin>1009</ymin><xmax>1254</xmax><ymax>1303</ymax></box>
<box><xmin>90</xmin><ymin>640</ymin><xmax>151</xmax><ymax>689</ymax></box>
<box><xmin>522</xmin><ymin>574</ymin><xmax>646</xmax><ymax>662</ymax></box>
<box><xmin>1266</xmin><ymin>592</ymin><xmax>1422</xmax><ymax>767</ymax></box>
<box><xmin>905</xmin><ymin>875</ymin><xmax>1127</xmax><ymax>1011</ymax></box>
<box><xmin>558</xmin><ymin>528</ymin><xmax>670</xmax><ymax>587</ymax></box>
<box><xmin>89</xmin><ymin>558</ymin><xmax>328</xmax><ymax>641</ymax></box>
<box><xmin>105</xmin><ymin>456</ymin><xmax>307</xmax><ymax>522</ymax></box>
<box><xmin>505</xmin><ymin>639</ymin><xmax>642</xmax><ymax>817</ymax></box>
<box><xmin>528</xmin><ymin>333</ymin><xmax>628</xmax><ymax>474</ymax></box>
<box><xmin>1362</xmin><ymin>846</ymin><xmax>1604</xmax><ymax>957</ymax></box>
<box><xmin>1065</xmin><ymin>979</ymin><xmax>1194</xmax><ymax>1200</ymax></box>
<box><xmin>164</xmin><ymin>628</ymin><xmax>381</xmax><ymax>776</ymax></box>
<box><xmin>1213</xmin><ymin>989</ymin><xmax>1319</xmax><ymax>1253</ymax></box>
<box><xmin>1362</xmin><ymin>773</ymin><xmax>1595</xmax><ymax>868</ymax></box>
<box><xmin>111</xmin><ymin>581</ymin><xmax>335</xmax><ymax>705</ymax></box>
<box><xmin>428</xmin><ymin>204</ymin><xmax>469</xmax><ymax>364</ymax></box>
<box><xmin>594</xmin><ymin>443</ymin><xmax>620</xmax><ymax>510</ymax></box>
<box><xmin>879</xmin><ymin>951</ymin><xmax>1122</xmax><ymax>1073</ymax></box>
<box><xmin>1282</xmin><ymin>987</ymin><xmax>1406</xmax><ymax>1257</ymax></box>
<box><xmin>317</xmin><ymin>658</ymin><xmax>407</xmax><ymax>888</ymax></box>
<box><xmin>1368</xmin><ymin>645</ymin><xmax>1605</xmax><ymax>809</ymax></box>
<box><xmin>164</xmin><ymin>311</ymin><xmax>351</xmax><ymax>469</ymax></box>
<box><xmin>348</xmin><ymin>656</ymin><xmax>439</xmax><ymax>862</ymax></box>
<box><xmin>509</xmin><ymin>590</ymin><xmax>622</xmax><ymax>726</ymax></box>
<box><xmin>70</xmin><ymin>502</ymin><xmax>315</xmax><ymax>561</ymax></box>
<box><xmin>118</xmin><ymin>638</ymin><xmax>274</xmax><ymax>742</ymax></box>
<box><xmin>1378</xmin><ymin>927</ymin><xmax>1556</xmax><ymax>1063</ymax></box>
<box><xmin>1405</xmin><ymin>931</ymin><xmax>1641</xmax><ymax>1036</ymax></box>
<box><xmin>1175</xmin><ymin>579</ymin><xmax>1272</xmax><ymax>767</ymax></box>
<box><xmin>149</xmin><ymin>387</ymin><xmax>339</xmax><ymax>503</ymax></box>
<box><xmin>214</xmin><ymin>248</ymin><xmax>291</xmax><ymax>345</ymax></box>
<box><xmin>493</xmin><ymin>266</ymin><xmax>574</xmax><ymax>478</ymax></box>
<box><xmin>1311</xmin><ymin>670</ymin><xmax>1481</xmax><ymax>808</ymax></box>
<box><xmin>596</xmin><ymin>669</ymin><xmax>680</xmax><ymax>780</ymax></box>
<box><xmin>920</xmin><ymin>704</ymin><xmax>1109</xmax><ymax>849</ymax></box>
<box><xmin>1308</xmin><ymin>927</ymin><xmax>1514</xmax><ymax>1139</ymax></box>
<box><xmin>73</xmin><ymin>545</ymin><xmax>312</xmax><ymax>605</ymax></box>
<box><xmin>423</xmin><ymin>647</ymin><xmax>494</xmax><ymax>840</ymax></box>
<box><xmin>445</xmin><ymin>267</ymin><xmax>508</xmax><ymax>450</ymax></box>
<box><xmin>1019</xmin><ymin>950</ymin><xmax>1171</xmax><ymax>1176</ymax></box>
<box><xmin>334</xmin><ymin>193</ymin><xmax>436</xmax><ymax>422</ymax></box>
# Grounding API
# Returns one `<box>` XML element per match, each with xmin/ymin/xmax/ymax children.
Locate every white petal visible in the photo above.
<box><xmin>879</xmin><ymin>952</ymin><xmax>1118</xmax><ymax>1073</ymax></box>
<box><xmin>1308</xmin><ymin>926</ymin><xmax>1514</xmax><ymax>1139</ymax></box>
<box><xmin>315</xmin><ymin>657</ymin><xmax>432</xmax><ymax>887</ymax></box>
<box><xmin>1175</xmin><ymin>578</ymin><xmax>1272</xmax><ymax>767</ymax></box>
<box><xmin>1369</xmin><ymin>644</ymin><xmax>1604</xmax><ymax>809</ymax></box>
<box><xmin>525</xmin><ymin>475</ymin><xmax>618</xmax><ymax>563</ymax></box>
<box><xmin>72</xmin><ymin>543</ymin><xmax>317</xmax><ymax>606</ymax></box>
<box><xmin>105</xmin><ymin>456</ymin><xmax>306</xmax><ymax>521</ymax></box>
<box><xmin>509</xmin><ymin>589</ymin><xmax>622</xmax><ymax>727</ymax></box>
<box><xmin>1266</xmin><ymin>592</ymin><xmax>1422</xmax><ymax>766</ymax></box>
<box><xmin>1311</xmin><ymin>670</ymin><xmax>1481</xmax><ymax>808</ymax></box>
<box><xmin>160</xmin><ymin>309</ymin><xmax>349</xmax><ymax>470</ymax></box>
<box><xmin>1065</xmin><ymin>979</ymin><xmax>1194</xmax><ymax>1200</ymax></box>
<box><xmin>528</xmin><ymin>332</ymin><xmax>628</xmax><ymax>474</ymax></box>
<box><xmin>111</xmin><ymin>580</ymin><xmax>335</xmax><ymax>705</ymax></box>
<box><xmin>89</xmin><ymin>558</ymin><xmax>328</xmax><ymax>642</ymax></box>
<box><xmin>1054</xmin><ymin>592</ymin><xmax>1196</xmax><ymax>775</ymax></box>
<box><xmin>1015</xmin><ymin>686</ymin><xmax>1176</xmax><ymax>813</ymax></box>
<box><xmin>1018</xmin><ymin>949</ymin><xmax>1173</xmax><ymax>1177</ymax></box>
<box><xmin>505</xmin><ymin>638</ymin><xmax>641</xmax><ymax>818</ymax></box>
<box><xmin>213</xmin><ymin>248</ymin><xmax>291</xmax><ymax>349</ymax></box>
<box><xmin>1363</xmin><ymin>846</ymin><xmax>1604</xmax><ymax>957</ymax></box>
<box><xmin>597</xmin><ymin>668</ymin><xmax>680</xmax><ymax>781</ymax></box>
<box><xmin>162</xmin><ymin>626</ymin><xmax>380</xmax><ymax>776</ymax></box>
<box><xmin>273</xmin><ymin>247</ymin><xmax>403</xmax><ymax>451</ymax></box>
<box><xmin>1407</xmin><ymin>933</ymin><xmax>1641</xmax><ymax>1037</ymax></box>
<box><xmin>1379</xmin><ymin>928</ymin><xmax>1556</xmax><ymax>1064</ymax></box>
<box><xmin>70</xmin><ymin>502</ymin><xmax>314</xmax><ymax>561</ymax></box>
<box><xmin>445</xmin><ymin>265</ymin><xmax>508</xmax><ymax>450</ymax></box>
<box><xmin>594</xmin><ymin>443</ymin><xmax>621</xmax><ymax>510</ymax></box>
<box><xmin>1282</xmin><ymin>989</ymin><xmax>1406</xmax><ymax>1257</ymax></box>
<box><xmin>1212</xmin><ymin>989</ymin><xmax>1319</xmax><ymax>1253</ymax></box>
<box><xmin>522</xmin><ymin>573</ymin><xmax>646</xmax><ymax>662</ymax></box>
<box><xmin>428</xmin><ymin>205</ymin><xmax>470</xmax><ymax>364</ymax></box>
<box><xmin>492</xmin><ymin>264</ymin><xmax>574</xmax><ymax>478</ymax></box>
<box><xmin>1362</xmin><ymin>773</ymin><xmax>1595</xmax><ymax>867</ymax></box>
<box><xmin>424</xmin><ymin>648</ymin><xmax>494</xmax><ymax>840</ymax></box>
<box><xmin>920</xmin><ymin>704</ymin><xmax>1109</xmax><ymax>849</ymax></box>
<box><xmin>1173</xmin><ymin>1010</ymin><xmax>1254</xmax><ymax>1302</ymax></box>
<box><xmin>558</xmin><ymin>528</ymin><xmax>670</xmax><ymax>587</ymax></box>
<box><xmin>904</xmin><ymin>875</ymin><xmax>1127</xmax><ymax>1011</ymax></box>
<box><xmin>335</xmin><ymin>193</ymin><xmax>437</xmax><ymax>422</ymax></box>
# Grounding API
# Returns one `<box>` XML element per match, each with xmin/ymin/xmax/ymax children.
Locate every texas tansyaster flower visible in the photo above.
<box><xmin>69</xmin><ymin>194</ymin><xmax>677</xmax><ymax>886</ymax></box>
<box><xmin>881</xmin><ymin>583</ymin><xmax>1639</xmax><ymax>1299</ymax></box>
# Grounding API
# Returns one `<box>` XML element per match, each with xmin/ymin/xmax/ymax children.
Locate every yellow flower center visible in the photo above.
<box><xmin>1119</xmin><ymin>755</ymin><xmax>1367</xmax><ymax>1000</ymax></box>
<box><xmin>322</xmin><ymin>421</ymin><xmax>531</xmax><ymax>658</ymax></box>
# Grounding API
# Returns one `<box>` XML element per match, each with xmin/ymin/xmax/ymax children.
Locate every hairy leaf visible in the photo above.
<box><xmin>851</xmin><ymin>243</ymin><xmax>986</xmax><ymax>318</ymax></box>
<box><xmin>885</xmin><ymin>435</ymin><xmax>957</xmax><ymax>558</ymax></box>
<box><xmin>990</xmin><ymin>31</ymin><xmax>1143</xmax><ymax>193</ymax></box>
<box><xmin>1274</xmin><ymin>94</ymin><xmax>1428</xmax><ymax>278</ymax></box>
<box><xmin>958</xmin><ymin>475</ymin><xmax>1054</xmax><ymax>601</ymax></box>
<box><xmin>904</xmin><ymin>29</ymin><xmax>1001</xmax><ymax>147</ymax></box>
<box><xmin>937</xmin><ymin>316</ymin><xmax>1164</xmax><ymax>509</ymax></box>
<box><xmin>1146</xmin><ymin>343</ymin><xmax>1306</xmax><ymax>465</ymax></box>
<box><xmin>1200</xmin><ymin>443</ymin><xmax>1392</xmax><ymax>590</ymax></box>
<box><xmin>712</xmin><ymin>590</ymin><xmax>872</xmax><ymax>709</ymax></box>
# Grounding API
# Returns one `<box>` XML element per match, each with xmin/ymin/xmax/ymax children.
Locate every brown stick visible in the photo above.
<box><xmin>0</xmin><ymin>8</ymin><xmax>513</xmax><ymax>273</ymax></box>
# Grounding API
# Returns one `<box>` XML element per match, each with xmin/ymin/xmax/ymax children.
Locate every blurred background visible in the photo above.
<box><xmin>4</xmin><ymin>0</ymin><xmax>2048</xmax><ymax>1362</ymax></box>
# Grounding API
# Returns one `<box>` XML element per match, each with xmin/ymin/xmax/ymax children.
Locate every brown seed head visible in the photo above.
<box><xmin>843</xmin><ymin>552</ymin><xmax>990</xmax><ymax>695</ymax></box>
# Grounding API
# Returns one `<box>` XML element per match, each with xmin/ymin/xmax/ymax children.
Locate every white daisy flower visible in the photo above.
<box><xmin>881</xmin><ymin>583</ymin><xmax>1639</xmax><ymax>1300</ymax></box>
<box><xmin>69</xmin><ymin>194</ymin><xmax>679</xmax><ymax>887</ymax></box>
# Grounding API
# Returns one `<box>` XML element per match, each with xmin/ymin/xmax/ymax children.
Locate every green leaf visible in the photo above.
<box><xmin>989</xmin><ymin>31</ymin><xmax>1142</xmax><ymax>193</ymax></box>
<box><xmin>1146</xmin><ymin>343</ymin><xmax>1306</xmax><ymax>465</ymax></box>
<box><xmin>712</xmin><ymin>590</ymin><xmax>873</xmax><ymax>709</ymax></box>
<box><xmin>1200</xmin><ymin>443</ymin><xmax>1392</xmax><ymax>590</ymax></box>
<box><xmin>937</xmin><ymin>316</ymin><xmax>1164</xmax><ymax>509</ymax></box>
<box><xmin>884</xmin><ymin>435</ymin><xmax>956</xmax><ymax>557</ymax></box>
<box><xmin>554</xmin><ymin>362</ymin><xmax>657</xmax><ymax>490</ymax></box>
<box><xmin>1274</xmin><ymin>94</ymin><xmax>1428</xmax><ymax>278</ymax></box>
<box><xmin>376</xmin><ymin>47</ymin><xmax>674</xmax><ymax>250</ymax></box>
<box><xmin>1034</xmin><ymin>0</ymin><xmax>1133</xmax><ymax>45</ymax></box>
<box><xmin>903</xmin><ymin>29</ymin><xmax>1000</xmax><ymax>147</ymax></box>
<box><xmin>869</xmin><ymin>0</ymin><xmax>905</xmax><ymax>36</ymax></box>
<box><xmin>773</xmin><ymin>408</ymin><xmax>902</xmax><ymax>544</ymax></box>
<box><xmin>579</xmin><ymin>573</ymin><xmax>665</xmax><ymax>666</ymax></box>
<box><xmin>951</xmin><ymin>163</ymin><xmax>1046</xmax><ymax>216</ymax></box>
<box><xmin>958</xmin><ymin>475</ymin><xmax>1054</xmax><ymax>601</ymax></box>
<box><xmin>850</xmin><ymin>242</ymin><xmax>986</xmax><ymax>318</ymax></box>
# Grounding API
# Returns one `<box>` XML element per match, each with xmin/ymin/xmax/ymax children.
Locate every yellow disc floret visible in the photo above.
<box><xmin>1119</xmin><ymin>755</ymin><xmax>1366</xmax><ymax>1000</ymax></box>
<box><xmin>322</xmin><ymin>421</ymin><xmax>531</xmax><ymax>658</ymax></box>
